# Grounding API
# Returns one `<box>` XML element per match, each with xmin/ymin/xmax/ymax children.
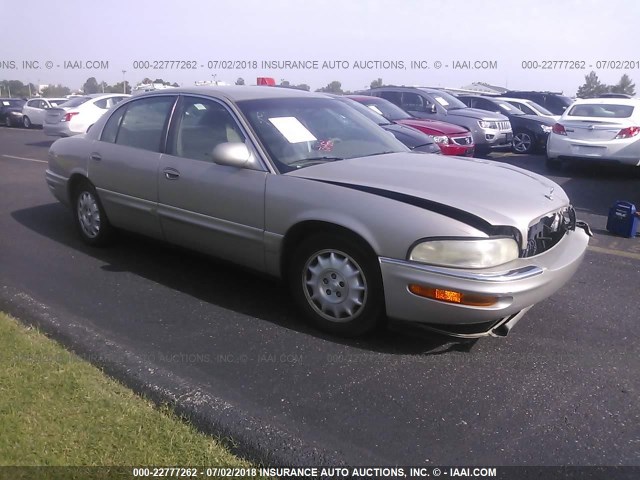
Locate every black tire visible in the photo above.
<box><xmin>512</xmin><ymin>130</ymin><xmax>535</xmax><ymax>154</ymax></box>
<box><xmin>72</xmin><ymin>179</ymin><xmax>114</xmax><ymax>246</ymax></box>
<box><xmin>546</xmin><ymin>155</ymin><xmax>562</xmax><ymax>171</ymax></box>
<box><xmin>288</xmin><ymin>233</ymin><xmax>385</xmax><ymax>337</ymax></box>
<box><xmin>23</xmin><ymin>116</ymin><xmax>32</xmax><ymax>129</ymax></box>
<box><xmin>5</xmin><ymin>116</ymin><xmax>11</xmax><ymax>128</ymax></box>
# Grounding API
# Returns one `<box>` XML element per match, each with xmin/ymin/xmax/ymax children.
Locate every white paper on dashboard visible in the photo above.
<box><xmin>269</xmin><ymin>117</ymin><xmax>317</xmax><ymax>143</ymax></box>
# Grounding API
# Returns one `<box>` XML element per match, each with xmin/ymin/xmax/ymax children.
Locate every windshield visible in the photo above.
<box><xmin>238</xmin><ymin>97</ymin><xmax>408</xmax><ymax>172</ymax></box>
<box><xmin>422</xmin><ymin>90</ymin><xmax>467</xmax><ymax>110</ymax></box>
<box><xmin>337</xmin><ymin>97</ymin><xmax>391</xmax><ymax>126</ymax></box>
<box><xmin>1</xmin><ymin>99</ymin><xmax>24</xmax><ymax>107</ymax></box>
<box><xmin>496</xmin><ymin>101</ymin><xmax>525</xmax><ymax>115</ymax></box>
<box><xmin>353</xmin><ymin>97</ymin><xmax>411</xmax><ymax>121</ymax></box>
<box><xmin>525</xmin><ymin>100</ymin><xmax>554</xmax><ymax>116</ymax></box>
<box><xmin>59</xmin><ymin>97</ymin><xmax>91</xmax><ymax>108</ymax></box>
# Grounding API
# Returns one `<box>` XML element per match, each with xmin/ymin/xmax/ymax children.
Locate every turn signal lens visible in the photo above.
<box><xmin>408</xmin><ymin>284</ymin><xmax>499</xmax><ymax>307</ymax></box>
<box><xmin>615</xmin><ymin>126</ymin><xmax>640</xmax><ymax>139</ymax></box>
<box><xmin>552</xmin><ymin>123</ymin><xmax>567</xmax><ymax>135</ymax></box>
<box><xmin>62</xmin><ymin>112</ymin><xmax>79</xmax><ymax>122</ymax></box>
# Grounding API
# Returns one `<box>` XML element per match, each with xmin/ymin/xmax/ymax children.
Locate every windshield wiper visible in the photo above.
<box><xmin>362</xmin><ymin>151</ymin><xmax>396</xmax><ymax>157</ymax></box>
<box><xmin>288</xmin><ymin>156</ymin><xmax>343</xmax><ymax>167</ymax></box>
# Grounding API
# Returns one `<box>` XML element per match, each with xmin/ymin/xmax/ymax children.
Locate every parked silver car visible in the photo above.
<box><xmin>45</xmin><ymin>87</ymin><xmax>590</xmax><ymax>337</ymax></box>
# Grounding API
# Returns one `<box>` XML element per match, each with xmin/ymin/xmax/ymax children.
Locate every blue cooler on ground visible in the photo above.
<box><xmin>606</xmin><ymin>201</ymin><xmax>638</xmax><ymax>237</ymax></box>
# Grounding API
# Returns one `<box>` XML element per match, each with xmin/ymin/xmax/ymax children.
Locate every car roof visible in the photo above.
<box><xmin>499</xmin><ymin>97</ymin><xmax>533</xmax><ymax>103</ymax></box>
<box><xmin>136</xmin><ymin>85</ymin><xmax>325</xmax><ymax>101</ymax></box>
<box><xmin>346</xmin><ymin>95</ymin><xmax>379</xmax><ymax>101</ymax></box>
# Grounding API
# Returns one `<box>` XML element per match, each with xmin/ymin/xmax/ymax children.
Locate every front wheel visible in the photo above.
<box><xmin>73</xmin><ymin>180</ymin><xmax>113</xmax><ymax>246</ymax></box>
<box><xmin>512</xmin><ymin>131</ymin><xmax>535</xmax><ymax>154</ymax></box>
<box><xmin>5</xmin><ymin>116</ymin><xmax>12</xmax><ymax>127</ymax></box>
<box><xmin>288</xmin><ymin>234</ymin><xmax>385</xmax><ymax>337</ymax></box>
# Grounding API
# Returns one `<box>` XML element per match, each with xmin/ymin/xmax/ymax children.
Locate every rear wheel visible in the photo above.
<box><xmin>512</xmin><ymin>130</ymin><xmax>535</xmax><ymax>154</ymax></box>
<box><xmin>23</xmin><ymin>116</ymin><xmax>32</xmax><ymax>129</ymax></box>
<box><xmin>288</xmin><ymin>233</ymin><xmax>385</xmax><ymax>337</ymax></box>
<box><xmin>5</xmin><ymin>116</ymin><xmax>12</xmax><ymax>127</ymax></box>
<box><xmin>72</xmin><ymin>180</ymin><xmax>113</xmax><ymax>246</ymax></box>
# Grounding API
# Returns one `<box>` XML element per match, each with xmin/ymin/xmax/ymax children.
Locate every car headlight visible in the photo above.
<box><xmin>540</xmin><ymin>125</ymin><xmax>553</xmax><ymax>133</ymax></box>
<box><xmin>432</xmin><ymin>135</ymin><xmax>449</xmax><ymax>144</ymax></box>
<box><xmin>409</xmin><ymin>238</ymin><xmax>520</xmax><ymax>269</ymax></box>
<box><xmin>478</xmin><ymin>120</ymin><xmax>499</xmax><ymax>129</ymax></box>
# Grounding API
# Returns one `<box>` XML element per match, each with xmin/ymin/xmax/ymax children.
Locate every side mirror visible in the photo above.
<box><xmin>212</xmin><ymin>142</ymin><xmax>256</xmax><ymax>169</ymax></box>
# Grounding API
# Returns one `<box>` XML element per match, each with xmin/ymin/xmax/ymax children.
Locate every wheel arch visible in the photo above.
<box><xmin>279</xmin><ymin>220</ymin><xmax>379</xmax><ymax>283</ymax></box>
<box><xmin>67</xmin><ymin>173</ymin><xmax>91</xmax><ymax>205</ymax></box>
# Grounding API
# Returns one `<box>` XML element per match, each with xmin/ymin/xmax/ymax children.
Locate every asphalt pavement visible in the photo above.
<box><xmin>1</xmin><ymin>127</ymin><xmax>639</xmax><ymax>467</ymax></box>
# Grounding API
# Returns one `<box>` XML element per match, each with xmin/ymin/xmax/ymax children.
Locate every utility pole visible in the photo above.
<box><xmin>122</xmin><ymin>70</ymin><xmax>127</xmax><ymax>93</ymax></box>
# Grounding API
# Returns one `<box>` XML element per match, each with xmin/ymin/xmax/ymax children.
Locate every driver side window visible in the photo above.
<box><xmin>168</xmin><ymin>97</ymin><xmax>245</xmax><ymax>162</ymax></box>
<box><xmin>401</xmin><ymin>92</ymin><xmax>427</xmax><ymax>112</ymax></box>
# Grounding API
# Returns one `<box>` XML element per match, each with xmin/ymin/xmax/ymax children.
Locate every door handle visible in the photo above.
<box><xmin>90</xmin><ymin>153</ymin><xmax>102</xmax><ymax>161</ymax></box>
<box><xmin>163</xmin><ymin>168</ymin><xmax>180</xmax><ymax>180</ymax></box>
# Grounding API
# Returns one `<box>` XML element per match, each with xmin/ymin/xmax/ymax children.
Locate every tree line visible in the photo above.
<box><xmin>1</xmin><ymin>74</ymin><xmax>635</xmax><ymax>99</ymax></box>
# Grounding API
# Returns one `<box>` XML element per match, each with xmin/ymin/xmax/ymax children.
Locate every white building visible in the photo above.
<box><xmin>132</xmin><ymin>82</ymin><xmax>175</xmax><ymax>95</ymax></box>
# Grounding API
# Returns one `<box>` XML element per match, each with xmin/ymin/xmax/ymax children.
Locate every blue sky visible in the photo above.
<box><xmin>2</xmin><ymin>0</ymin><xmax>638</xmax><ymax>96</ymax></box>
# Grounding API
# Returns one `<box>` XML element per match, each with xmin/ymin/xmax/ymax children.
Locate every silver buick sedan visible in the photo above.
<box><xmin>45</xmin><ymin>86</ymin><xmax>591</xmax><ymax>337</ymax></box>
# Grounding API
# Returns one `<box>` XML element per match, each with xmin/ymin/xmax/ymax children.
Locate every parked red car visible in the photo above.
<box><xmin>348</xmin><ymin>95</ymin><xmax>475</xmax><ymax>156</ymax></box>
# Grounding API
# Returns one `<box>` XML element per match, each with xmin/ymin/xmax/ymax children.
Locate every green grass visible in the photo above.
<box><xmin>0</xmin><ymin>312</ymin><xmax>255</xmax><ymax>468</ymax></box>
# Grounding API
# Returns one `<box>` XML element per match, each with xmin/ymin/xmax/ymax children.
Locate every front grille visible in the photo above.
<box><xmin>498</xmin><ymin>121</ymin><xmax>511</xmax><ymax>131</ymax></box>
<box><xmin>522</xmin><ymin>206</ymin><xmax>575</xmax><ymax>257</ymax></box>
<box><xmin>452</xmin><ymin>135</ymin><xmax>473</xmax><ymax>146</ymax></box>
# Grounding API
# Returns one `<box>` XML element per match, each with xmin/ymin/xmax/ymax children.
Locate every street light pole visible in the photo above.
<box><xmin>122</xmin><ymin>70</ymin><xmax>127</xmax><ymax>93</ymax></box>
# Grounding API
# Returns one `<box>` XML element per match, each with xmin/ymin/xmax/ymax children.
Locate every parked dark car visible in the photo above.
<box><xmin>0</xmin><ymin>98</ymin><xmax>26</xmax><ymax>127</ymax></box>
<box><xmin>331</xmin><ymin>95</ymin><xmax>441</xmax><ymax>154</ymax></box>
<box><xmin>348</xmin><ymin>95</ymin><xmax>475</xmax><ymax>156</ymax></box>
<box><xmin>499</xmin><ymin>91</ymin><xmax>573</xmax><ymax>116</ymax></box>
<box><xmin>458</xmin><ymin>95</ymin><xmax>555</xmax><ymax>154</ymax></box>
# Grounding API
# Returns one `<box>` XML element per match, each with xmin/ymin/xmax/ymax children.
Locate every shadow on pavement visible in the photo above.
<box><xmin>26</xmin><ymin>140</ymin><xmax>55</xmax><ymax>148</ymax></box>
<box><xmin>11</xmin><ymin>202</ymin><xmax>477</xmax><ymax>356</ymax></box>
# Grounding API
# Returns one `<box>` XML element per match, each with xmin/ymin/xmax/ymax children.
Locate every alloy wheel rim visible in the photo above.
<box><xmin>77</xmin><ymin>191</ymin><xmax>101</xmax><ymax>238</ymax></box>
<box><xmin>302</xmin><ymin>249</ymin><xmax>367</xmax><ymax>323</ymax></box>
<box><xmin>513</xmin><ymin>133</ymin><xmax>532</xmax><ymax>153</ymax></box>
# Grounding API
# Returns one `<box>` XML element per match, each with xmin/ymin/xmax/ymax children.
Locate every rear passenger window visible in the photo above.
<box><xmin>168</xmin><ymin>97</ymin><xmax>245</xmax><ymax>162</ymax></box>
<box><xmin>115</xmin><ymin>97</ymin><xmax>176</xmax><ymax>152</ymax></box>
<box><xmin>101</xmin><ymin>106</ymin><xmax>127</xmax><ymax>143</ymax></box>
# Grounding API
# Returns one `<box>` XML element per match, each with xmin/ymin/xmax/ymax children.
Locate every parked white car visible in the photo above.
<box><xmin>22</xmin><ymin>98</ymin><xmax>68</xmax><ymax>128</ymax></box>
<box><xmin>501</xmin><ymin>97</ymin><xmax>560</xmax><ymax>122</ymax></box>
<box><xmin>547</xmin><ymin>98</ymin><xmax>640</xmax><ymax>169</ymax></box>
<box><xmin>43</xmin><ymin>94</ymin><xmax>130</xmax><ymax>137</ymax></box>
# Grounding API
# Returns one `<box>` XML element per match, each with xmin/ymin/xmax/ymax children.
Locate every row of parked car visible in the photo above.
<box><xmin>0</xmin><ymin>93</ymin><xmax>129</xmax><ymax>136</ymax></box>
<box><xmin>2</xmin><ymin>86</ymin><xmax>639</xmax><ymax>168</ymax></box>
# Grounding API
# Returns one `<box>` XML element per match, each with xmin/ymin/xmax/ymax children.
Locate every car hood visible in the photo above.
<box><xmin>382</xmin><ymin>123</ymin><xmax>435</xmax><ymax>148</ymax></box>
<box><xmin>445</xmin><ymin>107</ymin><xmax>508</xmax><ymax>121</ymax></box>
<box><xmin>288</xmin><ymin>152</ymin><xmax>568</xmax><ymax>237</ymax></box>
<box><xmin>395</xmin><ymin>118</ymin><xmax>469</xmax><ymax>135</ymax></box>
